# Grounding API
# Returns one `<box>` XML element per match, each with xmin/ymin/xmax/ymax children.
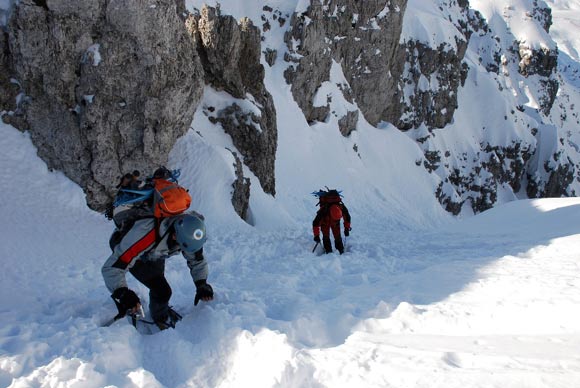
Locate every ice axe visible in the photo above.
<box><xmin>101</xmin><ymin>304</ymin><xmax>145</xmax><ymax>328</ymax></box>
<box><xmin>312</xmin><ymin>242</ymin><xmax>320</xmax><ymax>253</ymax></box>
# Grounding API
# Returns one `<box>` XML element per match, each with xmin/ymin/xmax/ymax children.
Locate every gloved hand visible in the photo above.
<box><xmin>194</xmin><ymin>280</ymin><xmax>214</xmax><ymax>306</ymax></box>
<box><xmin>344</xmin><ymin>227</ymin><xmax>351</xmax><ymax>237</ymax></box>
<box><xmin>313</xmin><ymin>235</ymin><xmax>321</xmax><ymax>243</ymax></box>
<box><xmin>111</xmin><ymin>287</ymin><xmax>140</xmax><ymax>317</ymax></box>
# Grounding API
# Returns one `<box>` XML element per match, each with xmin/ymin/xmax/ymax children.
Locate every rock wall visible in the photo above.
<box><xmin>397</xmin><ymin>39</ymin><xmax>469</xmax><ymax>130</ymax></box>
<box><xmin>284</xmin><ymin>0</ymin><xmax>407</xmax><ymax>131</ymax></box>
<box><xmin>186</xmin><ymin>5</ymin><xmax>277</xmax><ymax>196</ymax></box>
<box><xmin>515</xmin><ymin>0</ymin><xmax>558</xmax><ymax>116</ymax></box>
<box><xmin>229</xmin><ymin>150</ymin><xmax>251</xmax><ymax>222</ymax></box>
<box><xmin>0</xmin><ymin>0</ymin><xmax>576</xmax><ymax>217</ymax></box>
<box><xmin>0</xmin><ymin>1</ymin><xmax>276</xmax><ymax>216</ymax></box>
<box><xmin>283</xmin><ymin>0</ymin><xmax>574</xmax><ymax>214</ymax></box>
<box><xmin>0</xmin><ymin>30</ymin><xmax>19</xmax><ymax>121</ymax></box>
<box><xmin>420</xmin><ymin>0</ymin><xmax>572</xmax><ymax>214</ymax></box>
<box><xmin>283</xmin><ymin>0</ymin><xmax>472</xmax><ymax>133</ymax></box>
<box><xmin>1</xmin><ymin>0</ymin><xmax>204</xmax><ymax>210</ymax></box>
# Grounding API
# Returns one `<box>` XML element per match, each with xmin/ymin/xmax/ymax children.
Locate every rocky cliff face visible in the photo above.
<box><xmin>282</xmin><ymin>0</ymin><xmax>575</xmax><ymax>214</ymax></box>
<box><xmin>1</xmin><ymin>0</ymin><xmax>204</xmax><ymax>210</ymax></box>
<box><xmin>283</xmin><ymin>0</ymin><xmax>475</xmax><ymax>132</ymax></box>
<box><xmin>1</xmin><ymin>0</ymin><xmax>577</xmax><ymax>217</ymax></box>
<box><xmin>186</xmin><ymin>5</ymin><xmax>277</xmax><ymax>196</ymax></box>
<box><xmin>0</xmin><ymin>1</ymin><xmax>274</xmax><ymax>219</ymax></box>
<box><xmin>0</xmin><ymin>30</ymin><xmax>18</xmax><ymax>121</ymax></box>
<box><xmin>284</xmin><ymin>0</ymin><xmax>407</xmax><ymax>134</ymax></box>
<box><xmin>423</xmin><ymin>0</ymin><xmax>572</xmax><ymax>214</ymax></box>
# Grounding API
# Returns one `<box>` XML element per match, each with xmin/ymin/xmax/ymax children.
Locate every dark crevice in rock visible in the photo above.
<box><xmin>229</xmin><ymin>150</ymin><xmax>251</xmax><ymax>222</ymax></box>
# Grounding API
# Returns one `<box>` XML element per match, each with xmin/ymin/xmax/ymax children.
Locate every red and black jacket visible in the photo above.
<box><xmin>312</xmin><ymin>203</ymin><xmax>351</xmax><ymax>237</ymax></box>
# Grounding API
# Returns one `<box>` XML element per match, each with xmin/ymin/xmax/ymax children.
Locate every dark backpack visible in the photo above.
<box><xmin>318</xmin><ymin>189</ymin><xmax>341</xmax><ymax>205</ymax></box>
<box><xmin>312</xmin><ymin>188</ymin><xmax>343</xmax><ymax>205</ymax></box>
<box><xmin>312</xmin><ymin>188</ymin><xmax>344</xmax><ymax>221</ymax></box>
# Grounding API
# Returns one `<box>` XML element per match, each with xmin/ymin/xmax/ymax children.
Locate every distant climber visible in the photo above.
<box><xmin>312</xmin><ymin>188</ymin><xmax>351</xmax><ymax>254</ymax></box>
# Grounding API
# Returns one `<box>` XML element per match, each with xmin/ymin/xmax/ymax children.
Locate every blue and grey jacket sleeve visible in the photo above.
<box><xmin>101</xmin><ymin>218</ymin><xmax>157</xmax><ymax>292</ymax></box>
<box><xmin>183</xmin><ymin>248</ymin><xmax>209</xmax><ymax>284</ymax></box>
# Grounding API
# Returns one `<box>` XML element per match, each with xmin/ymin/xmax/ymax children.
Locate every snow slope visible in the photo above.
<box><xmin>2</xmin><ymin>118</ymin><xmax>580</xmax><ymax>387</ymax></box>
<box><xmin>546</xmin><ymin>0</ymin><xmax>580</xmax><ymax>60</ymax></box>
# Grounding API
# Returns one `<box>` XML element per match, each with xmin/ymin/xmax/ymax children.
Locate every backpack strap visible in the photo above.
<box><xmin>150</xmin><ymin>217</ymin><xmax>175</xmax><ymax>251</ymax></box>
<box><xmin>152</xmin><ymin>218</ymin><xmax>162</xmax><ymax>247</ymax></box>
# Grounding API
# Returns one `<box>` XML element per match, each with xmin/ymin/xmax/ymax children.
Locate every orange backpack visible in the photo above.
<box><xmin>329</xmin><ymin>203</ymin><xmax>343</xmax><ymax>221</ymax></box>
<box><xmin>152</xmin><ymin>178</ymin><xmax>192</xmax><ymax>218</ymax></box>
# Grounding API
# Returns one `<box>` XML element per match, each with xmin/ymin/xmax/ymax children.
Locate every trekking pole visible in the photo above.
<box><xmin>312</xmin><ymin>242</ymin><xmax>320</xmax><ymax>253</ymax></box>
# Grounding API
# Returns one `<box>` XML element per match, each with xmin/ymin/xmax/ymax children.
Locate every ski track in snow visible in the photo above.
<box><xmin>1</xmin><ymin>123</ymin><xmax>580</xmax><ymax>387</ymax></box>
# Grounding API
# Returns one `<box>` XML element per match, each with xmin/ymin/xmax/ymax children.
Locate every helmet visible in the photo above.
<box><xmin>174</xmin><ymin>214</ymin><xmax>207</xmax><ymax>254</ymax></box>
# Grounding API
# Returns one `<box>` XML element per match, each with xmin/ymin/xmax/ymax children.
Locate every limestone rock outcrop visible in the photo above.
<box><xmin>187</xmin><ymin>5</ymin><xmax>277</xmax><ymax>196</ymax></box>
<box><xmin>2</xmin><ymin>0</ymin><xmax>204</xmax><ymax>210</ymax></box>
